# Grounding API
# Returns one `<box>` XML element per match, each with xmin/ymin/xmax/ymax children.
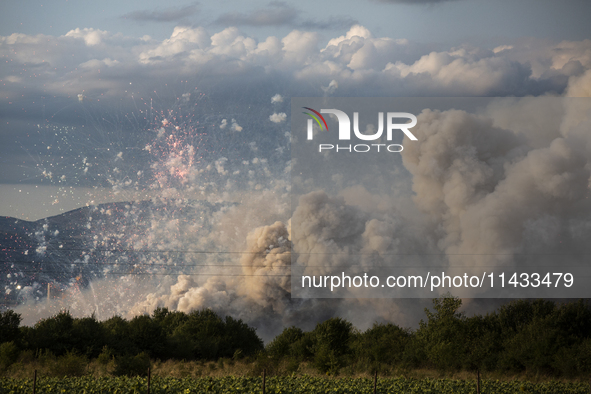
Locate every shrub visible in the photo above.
<box><xmin>49</xmin><ymin>351</ymin><xmax>87</xmax><ymax>377</ymax></box>
<box><xmin>97</xmin><ymin>346</ymin><xmax>114</xmax><ymax>365</ymax></box>
<box><xmin>113</xmin><ymin>352</ymin><xmax>151</xmax><ymax>377</ymax></box>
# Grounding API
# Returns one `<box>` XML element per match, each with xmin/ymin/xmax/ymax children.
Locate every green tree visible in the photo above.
<box><xmin>71</xmin><ymin>315</ymin><xmax>106</xmax><ymax>358</ymax></box>
<box><xmin>414</xmin><ymin>294</ymin><xmax>466</xmax><ymax>371</ymax></box>
<box><xmin>0</xmin><ymin>310</ymin><xmax>21</xmax><ymax>344</ymax></box>
<box><xmin>29</xmin><ymin>311</ymin><xmax>74</xmax><ymax>356</ymax></box>
<box><xmin>221</xmin><ymin>316</ymin><xmax>264</xmax><ymax>357</ymax></box>
<box><xmin>152</xmin><ymin>307</ymin><xmax>188</xmax><ymax>335</ymax></box>
<box><xmin>128</xmin><ymin>315</ymin><xmax>166</xmax><ymax>358</ymax></box>
<box><xmin>311</xmin><ymin>317</ymin><xmax>355</xmax><ymax>374</ymax></box>
<box><xmin>101</xmin><ymin>315</ymin><xmax>139</xmax><ymax>356</ymax></box>
<box><xmin>174</xmin><ymin>309</ymin><xmax>226</xmax><ymax>359</ymax></box>
<box><xmin>266</xmin><ymin>326</ymin><xmax>304</xmax><ymax>359</ymax></box>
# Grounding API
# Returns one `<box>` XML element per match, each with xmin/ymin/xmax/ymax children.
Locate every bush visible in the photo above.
<box><xmin>354</xmin><ymin>323</ymin><xmax>409</xmax><ymax>365</ymax></box>
<box><xmin>97</xmin><ymin>346</ymin><xmax>114</xmax><ymax>365</ymax></box>
<box><xmin>314</xmin><ymin>344</ymin><xmax>341</xmax><ymax>375</ymax></box>
<box><xmin>49</xmin><ymin>351</ymin><xmax>87</xmax><ymax>377</ymax></box>
<box><xmin>113</xmin><ymin>352</ymin><xmax>151</xmax><ymax>377</ymax></box>
<box><xmin>250</xmin><ymin>351</ymin><xmax>278</xmax><ymax>376</ymax></box>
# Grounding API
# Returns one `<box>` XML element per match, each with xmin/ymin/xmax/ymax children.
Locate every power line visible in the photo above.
<box><xmin>6</xmin><ymin>270</ymin><xmax>291</xmax><ymax>277</ymax></box>
<box><xmin>2</xmin><ymin>247</ymin><xmax>589</xmax><ymax>256</ymax></box>
<box><xmin>0</xmin><ymin>259</ymin><xmax>287</xmax><ymax>268</ymax></box>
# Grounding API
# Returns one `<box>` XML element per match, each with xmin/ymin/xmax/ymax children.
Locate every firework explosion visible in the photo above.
<box><xmin>2</xmin><ymin>92</ymin><xmax>293</xmax><ymax>332</ymax></box>
<box><xmin>3</xmin><ymin>94</ymin><xmax>591</xmax><ymax>342</ymax></box>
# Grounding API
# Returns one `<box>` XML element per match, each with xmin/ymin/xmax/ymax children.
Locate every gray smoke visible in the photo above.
<box><xmin>14</xmin><ymin>96</ymin><xmax>591</xmax><ymax>341</ymax></box>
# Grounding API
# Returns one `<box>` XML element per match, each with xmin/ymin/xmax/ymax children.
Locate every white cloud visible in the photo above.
<box><xmin>1</xmin><ymin>24</ymin><xmax>591</xmax><ymax>102</ymax></box>
<box><xmin>65</xmin><ymin>28</ymin><xmax>109</xmax><ymax>46</ymax></box>
<box><xmin>139</xmin><ymin>26</ymin><xmax>210</xmax><ymax>63</ymax></box>
<box><xmin>269</xmin><ymin>112</ymin><xmax>287</xmax><ymax>123</ymax></box>
<box><xmin>325</xmin><ymin>24</ymin><xmax>372</xmax><ymax>48</ymax></box>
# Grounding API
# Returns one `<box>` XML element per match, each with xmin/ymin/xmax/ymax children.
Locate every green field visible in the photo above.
<box><xmin>1</xmin><ymin>376</ymin><xmax>589</xmax><ymax>394</ymax></box>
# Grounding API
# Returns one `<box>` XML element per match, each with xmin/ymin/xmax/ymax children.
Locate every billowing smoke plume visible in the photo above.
<box><xmin>401</xmin><ymin>106</ymin><xmax>590</xmax><ymax>283</ymax></box>
<box><xmin>7</xmin><ymin>20</ymin><xmax>591</xmax><ymax>338</ymax></box>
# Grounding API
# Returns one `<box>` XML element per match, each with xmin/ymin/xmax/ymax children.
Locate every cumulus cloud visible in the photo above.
<box><xmin>2</xmin><ymin>24</ymin><xmax>590</xmax><ymax>103</ymax></box>
<box><xmin>139</xmin><ymin>26</ymin><xmax>210</xmax><ymax>63</ymax></box>
<box><xmin>271</xmin><ymin>94</ymin><xmax>283</xmax><ymax>103</ymax></box>
<box><xmin>384</xmin><ymin>46</ymin><xmax>537</xmax><ymax>96</ymax></box>
<box><xmin>65</xmin><ymin>28</ymin><xmax>109</xmax><ymax>46</ymax></box>
<box><xmin>269</xmin><ymin>112</ymin><xmax>287</xmax><ymax>123</ymax></box>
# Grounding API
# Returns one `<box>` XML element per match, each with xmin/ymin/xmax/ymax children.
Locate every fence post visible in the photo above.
<box><xmin>147</xmin><ymin>367</ymin><xmax>151</xmax><ymax>394</ymax></box>
<box><xmin>33</xmin><ymin>370</ymin><xmax>37</xmax><ymax>394</ymax></box>
<box><xmin>477</xmin><ymin>369</ymin><xmax>480</xmax><ymax>394</ymax></box>
<box><xmin>374</xmin><ymin>370</ymin><xmax>377</xmax><ymax>394</ymax></box>
<box><xmin>263</xmin><ymin>369</ymin><xmax>266</xmax><ymax>394</ymax></box>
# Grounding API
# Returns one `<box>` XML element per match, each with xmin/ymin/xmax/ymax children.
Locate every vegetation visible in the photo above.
<box><xmin>1</xmin><ymin>375</ymin><xmax>590</xmax><ymax>394</ymax></box>
<box><xmin>1</xmin><ymin>296</ymin><xmax>591</xmax><ymax>382</ymax></box>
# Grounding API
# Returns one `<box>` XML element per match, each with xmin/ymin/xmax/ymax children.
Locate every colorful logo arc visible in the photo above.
<box><xmin>302</xmin><ymin>107</ymin><xmax>328</xmax><ymax>131</ymax></box>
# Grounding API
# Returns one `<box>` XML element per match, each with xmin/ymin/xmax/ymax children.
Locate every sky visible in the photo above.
<box><xmin>2</xmin><ymin>0</ymin><xmax>591</xmax><ymax>46</ymax></box>
<box><xmin>2</xmin><ymin>0</ymin><xmax>591</xmax><ymax>333</ymax></box>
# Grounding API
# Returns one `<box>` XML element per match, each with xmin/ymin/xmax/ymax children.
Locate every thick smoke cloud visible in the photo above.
<box><xmin>13</xmin><ymin>97</ymin><xmax>591</xmax><ymax>338</ymax></box>
<box><xmin>5</xmin><ymin>23</ymin><xmax>591</xmax><ymax>339</ymax></box>
<box><xmin>401</xmin><ymin>107</ymin><xmax>590</xmax><ymax>277</ymax></box>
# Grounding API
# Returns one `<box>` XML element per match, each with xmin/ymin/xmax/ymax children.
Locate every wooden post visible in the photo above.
<box><xmin>374</xmin><ymin>370</ymin><xmax>377</xmax><ymax>394</ymax></box>
<box><xmin>147</xmin><ymin>367</ymin><xmax>151</xmax><ymax>394</ymax></box>
<box><xmin>262</xmin><ymin>369</ymin><xmax>266</xmax><ymax>394</ymax></box>
<box><xmin>33</xmin><ymin>370</ymin><xmax>37</xmax><ymax>394</ymax></box>
<box><xmin>477</xmin><ymin>369</ymin><xmax>480</xmax><ymax>394</ymax></box>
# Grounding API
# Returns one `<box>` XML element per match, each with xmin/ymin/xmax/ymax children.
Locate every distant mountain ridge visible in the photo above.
<box><xmin>0</xmin><ymin>199</ymin><xmax>224</xmax><ymax>307</ymax></box>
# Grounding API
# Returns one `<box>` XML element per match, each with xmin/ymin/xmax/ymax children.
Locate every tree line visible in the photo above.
<box><xmin>1</xmin><ymin>296</ymin><xmax>591</xmax><ymax>377</ymax></box>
